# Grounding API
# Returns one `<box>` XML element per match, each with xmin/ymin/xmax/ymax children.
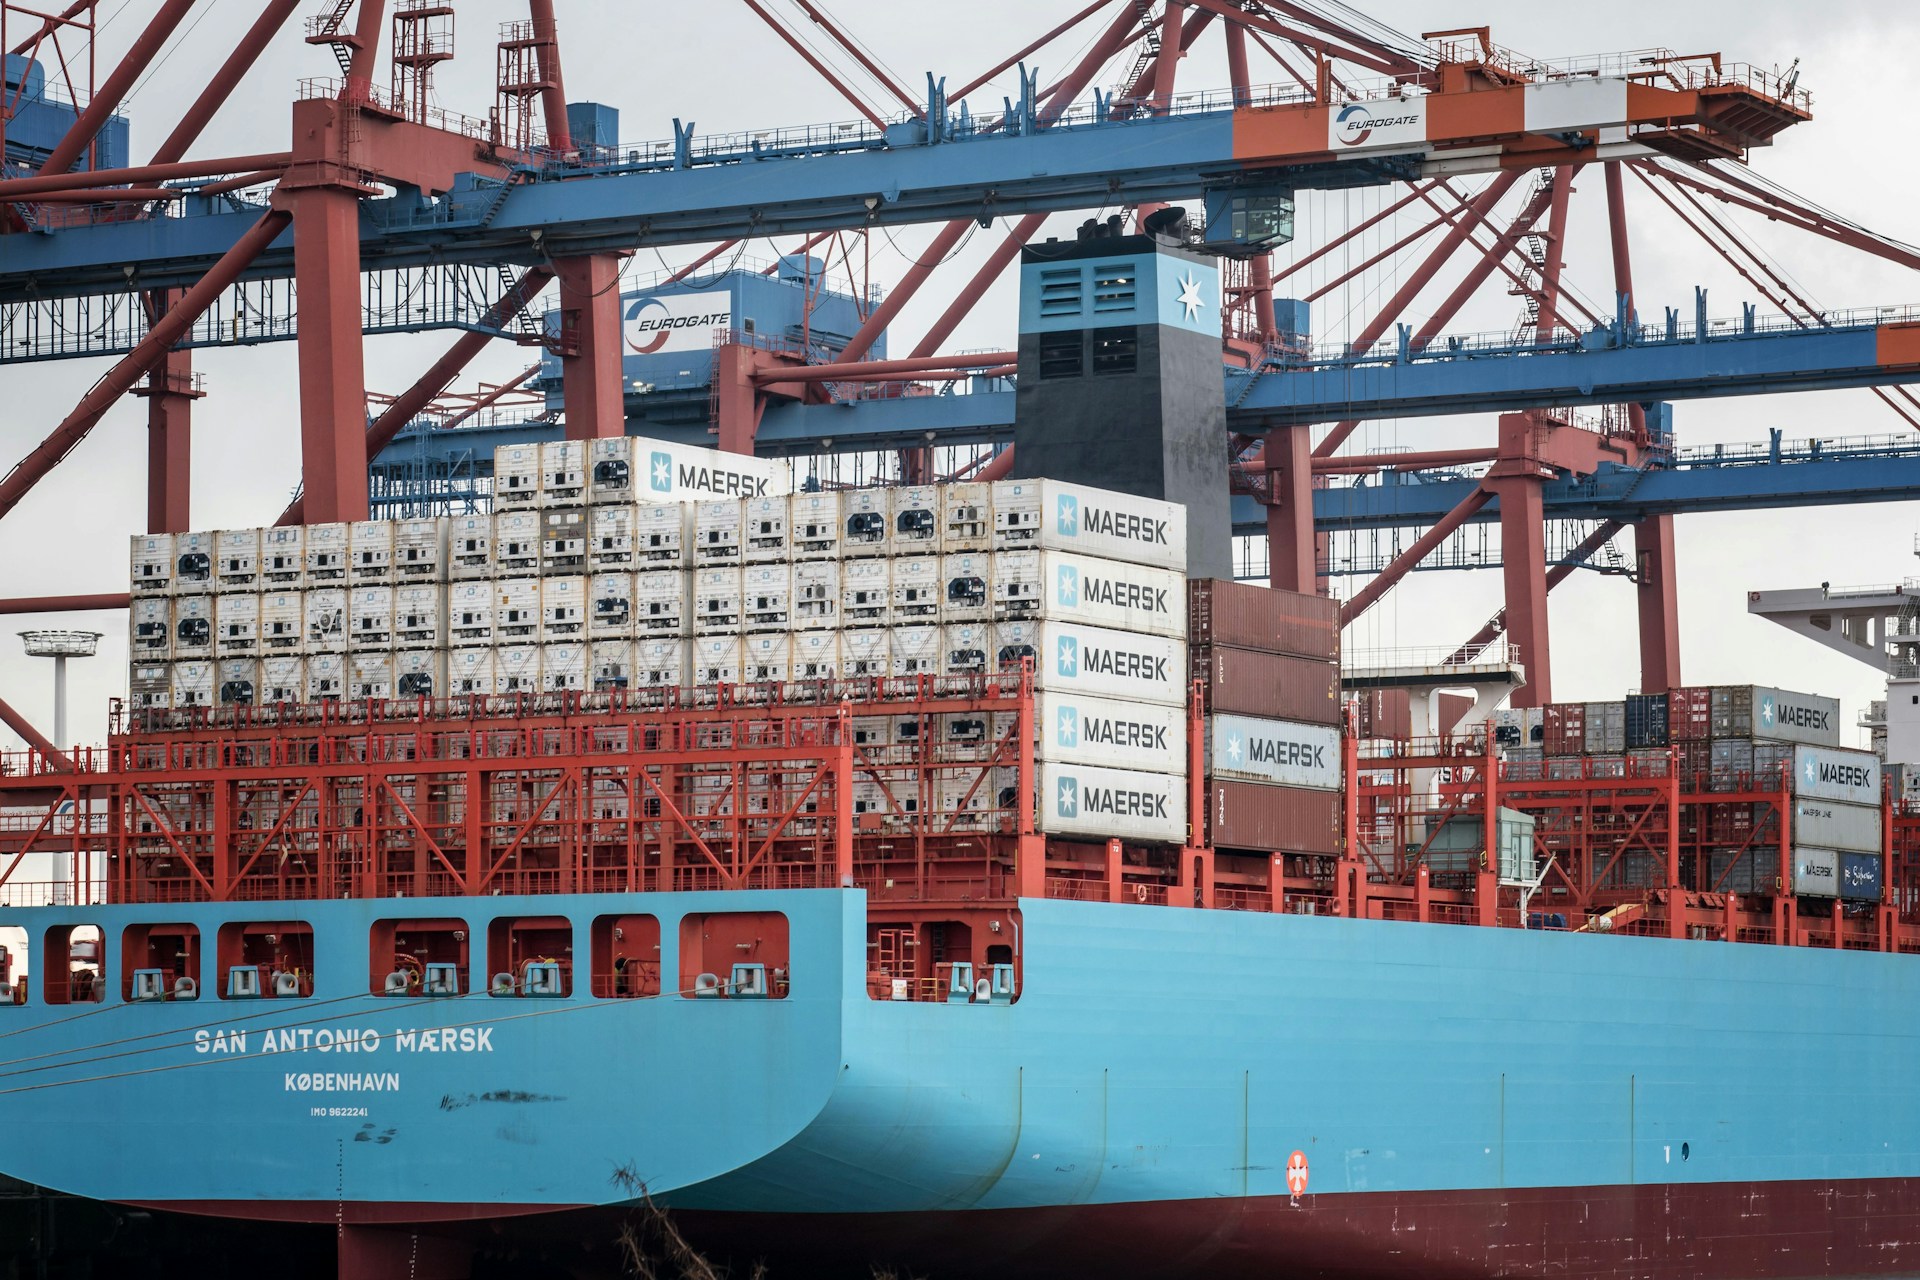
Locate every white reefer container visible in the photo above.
<box><xmin>393</xmin><ymin>584</ymin><xmax>444</xmax><ymax>650</ymax></box>
<box><xmin>130</xmin><ymin>660</ymin><xmax>172</xmax><ymax>710</ymax></box>
<box><xmin>495</xmin><ymin>579</ymin><xmax>541</xmax><ymax>641</ymax></box>
<box><xmin>940</xmin><ymin>552</ymin><xmax>993</xmax><ymax>623</ymax></box>
<box><xmin>348</xmin><ymin>520</ymin><xmax>394</xmax><ymax>584</ymax></box>
<box><xmin>840</xmin><ymin>489</ymin><xmax>888</xmax><ymax>556</ymax></box>
<box><xmin>1037</xmin><ymin>692</ymin><xmax>1185</xmax><ymax>775</ymax></box>
<box><xmin>171</xmin><ymin>530</ymin><xmax>215</xmax><ymax>594</ymax></box>
<box><xmin>496</xmin><ymin>644</ymin><xmax>541</xmax><ymax>693</ymax></box>
<box><xmin>260</xmin><ymin>591</ymin><xmax>303</xmax><ymax>653</ymax></box>
<box><xmin>215</xmin><ymin>528</ymin><xmax>260</xmax><ymax>589</ymax></box>
<box><xmin>741</xmin><ymin>494</ymin><xmax>790</xmax><ymax>563</ymax></box>
<box><xmin>393</xmin><ymin>516</ymin><xmax>446</xmax><ymax>581</ymax></box>
<box><xmin>693</xmin><ymin>499</ymin><xmax>743</xmax><ymax>563</ymax></box>
<box><xmin>304</xmin><ymin>522</ymin><xmax>349</xmax><ymax>582</ymax></box>
<box><xmin>891</xmin><ymin>556</ymin><xmax>940</xmax><ymax>621</ymax></box>
<box><xmin>742</xmin><ymin>633</ymin><xmax>791</xmax><ymax>684</ymax></box>
<box><xmin>1014</xmin><ymin>550</ymin><xmax>1187</xmax><ymax>639</ymax></box>
<box><xmin>743</xmin><ymin>563</ymin><xmax>791</xmax><ymax>631</ymax></box>
<box><xmin>216</xmin><ymin>658</ymin><xmax>260</xmax><ymax>706</ymax></box>
<box><xmin>940</xmin><ymin>482</ymin><xmax>991</xmax><ymax>553</ymax></box>
<box><xmin>891</xmin><ymin>625</ymin><xmax>941</xmax><ymax>677</ymax></box>
<box><xmin>840</xmin><ymin>558</ymin><xmax>890</xmax><ymax>626</ymax></box>
<box><xmin>447</xmin><ymin>514</ymin><xmax>491</xmax><ymax>581</ymax></box>
<box><xmin>348</xmin><ymin>586</ymin><xmax>395</xmax><ymax>650</ymax></box>
<box><xmin>130</xmin><ymin>533</ymin><xmax>174</xmax><ymax>596</ymax></box>
<box><xmin>1035</xmin><ymin>761</ymin><xmax>1187</xmax><ymax>844</ymax></box>
<box><xmin>492</xmin><ymin>510</ymin><xmax>541</xmax><ymax>576</ymax></box>
<box><xmin>260</xmin><ymin>526</ymin><xmax>304</xmax><ymax>587</ymax></box>
<box><xmin>693</xmin><ymin>566</ymin><xmax>743</xmax><ymax>632</ymax></box>
<box><xmin>260</xmin><ymin>655</ymin><xmax>304</xmax><ymax>704</ymax></box>
<box><xmin>587</xmin><ymin>572</ymin><xmax>636</xmax><ymax>640</ymax></box>
<box><xmin>588</xmin><ymin>639</ymin><xmax>636</xmax><ymax>692</ymax></box>
<box><xmin>792</xmin><ymin>559</ymin><xmax>839</xmax><ymax>629</ymax></box>
<box><xmin>991</xmin><ymin>549</ymin><xmax>1041</xmax><ymax>622</ymax></box>
<box><xmin>129</xmin><ymin>598</ymin><xmax>171</xmax><ymax>660</ymax></box>
<box><xmin>1029</xmin><ymin>621</ymin><xmax>1185</xmax><ymax>707</ymax></box>
<box><xmin>348</xmin><ymin>652</ymin><xmax>395</xmax><ymax>701</ymax></box>
<box><xmin>624</xmin><ymin>436</ymin><xmax>793</xmax><ymax>503</ymax></box>
<box><xmin>839</xmin><ymin>628</ymin><xmax>890</xmax><ymax>678</ymax></box>
<box><xmin>587</xmin><ymin>437</ymin><xmax>637</xmax><ymax>505</ymax></box>
<box><xmin>304</xmin><ymin>652</ymin><xmax>346</xmax><ymax>701</ymax></box>
<box><xmin>941</xmin><ymin>623</ymin><xmax>993</xmax><ymax>677</ymax></box>
<box><xmin>447</xmin><ymin>581</ymin><xmax>494</xmax><ymax>646</ymax></box>
<box><xmin>542</xmin><ymin>642</ymin><xmax>587</xmax><ymax>693</ymax></box>
<box><xmin>633</xmin><ymin>569</ymin><xmax>689</xmax><ymax>636</ymax></box>
<box><xmin>692</xmin><ymin>635</ymin><xmax>742</xmax><ymax>685</ymax></box>
<box><xmin>541</xmin><ymin>575</ymin><xmax>588</xmax><ymax>640</ymax></box>
<box><xmin>493</xmin><ymin>442</ymin><xmax>541</xmax><ymax>510</ymax></box>
<box><xmin>589</xmin><ymin>504</ymin><xmax>636</xmax><ymax>570</ymax></box>
<box><xmin>215</xmin><ymin>593</ymin><xmax>261</xmax><ymax>657</ymax></box>
<box><xmin>304</xmin><ymin>589</ymin><xmax>348</xmax><ymax>652</ymax></box>
<box><xmin>890</xmin><ymin>486</ymin><xmax>941</xmax><ymax>555</ymax></box>
<box><xmin>170</xmin><ymin>596</ymin><xmax>214</xmax><ymax>659</ymax></box>
<box><xmin>790</xmin><ymin>629</ymin><xmax>839</xmax><ymax>681</ymax></box>
<box><xmin>170</xmin><ymin>660</ymin><xmax>215</xmax><ymax>709</ymax></box>
<box><xmin>992</xmin><ymin>478</ymin><xmax>1186</xmax><ymax>572</ymax></box>
<box><xmin>394</xmin><ymin>650</ymin><xmax>444</xmax><ymax>700</ymax></box>
<box><xmin>634</xmin><ymin>637</ymin><xmax>690</xmax><ymax>689</ymax></box>
<box><xmin>994</xmin><ymin>619</ymin><xmax>1040</xmax><ymax>672</ymax></box>
<box><xmin>634</xmin><ymin>501</ymin><xmax>693</xmax><ymax>568</ymax></box>
<box><xmin>541</xmin><ymin>509</ymin><xmax>589</xmax><ymax>572</ymax></box>
<box><xmin>540</xmin><ymin>439</ymin><xmax>587</xmax><ymax>507</ymax></box>
<box><xmin>788</xmin><ymin>491</ymin><xmax>842</xmax><ymax>560</ymax></box>
<box><xmin>1794</xmin><ymin>745</ymin><xmax>1882</xmax><ymax>807</ymax></box>
<box><xmin>447</xmin><ymin>647</ymin><xmax>498</xmax><ymax>697</ymax></box>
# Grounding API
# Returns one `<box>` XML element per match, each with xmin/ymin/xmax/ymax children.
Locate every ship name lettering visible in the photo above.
<box><xmin>1080</xmin><ymin>578</ymin><xmax>1169</xmax><ymax>614</ymax></box>
<box><xmin>194</xmin><ymin>1029</ymin><xmax>246</xmax><ymax>1055</ymax></box>
<box><xmin>282</xmin><ymin>1072</ymin><xmax>402</xmax><ymax>1092</ymax></box>
<box><xmin>1082</xmin><ymin>717</ymin><xmax>1168</xmax><ymax>750</ymax></box>
<box><xmin>393</xmin><ymin>1026</ymin><xmax>495</xmax><ymax>1052</ymax></box>
<box><xmin>260</xmin><ymin>1028</ymin><xmax>382</xmax><ymax>1054</ymax></box>
<box><xmin>1080</xmin><ymin>507</ymin><xmax>1169</xmax><ymax>546</ymax></box>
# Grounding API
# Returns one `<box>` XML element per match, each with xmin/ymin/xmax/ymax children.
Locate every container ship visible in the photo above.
<box><xmin>4</xmin><ymin>436</ymin><xmax>1919</xmax><ymax>1280</ymax></box>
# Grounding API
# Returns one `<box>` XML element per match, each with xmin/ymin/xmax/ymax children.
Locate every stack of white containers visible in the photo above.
<box><xmin>125</xmin><ymin>441</ymin><xmax>1193</xmax><ymax>845</ymax></box>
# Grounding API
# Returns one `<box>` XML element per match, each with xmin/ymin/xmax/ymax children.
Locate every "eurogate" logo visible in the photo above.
<box><xmin>624</xmin><ymin>296</ymin><xmax>731</xmax><ymax>354</ymax></box>
<box><xmin>1335</xmin><ymin>102</ymin><xmax>1420</xmax><ymax>148</ymax></box>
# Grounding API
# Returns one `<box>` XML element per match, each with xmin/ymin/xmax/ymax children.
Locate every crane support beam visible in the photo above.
<box><xmin>0</xmin><ymin>72</ymin><xmax>1805</xmax><ymax>305</ymax></box>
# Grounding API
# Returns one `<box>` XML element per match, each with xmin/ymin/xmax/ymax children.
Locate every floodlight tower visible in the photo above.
<box><xmin>17</xmin><ymin>630</ymin><xmax>102</xmax><ymax>750</ymax></box>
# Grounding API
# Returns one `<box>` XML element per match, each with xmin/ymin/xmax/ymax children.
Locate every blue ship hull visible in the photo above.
<box><xmin>5</xmin><ymin>890</ymin><xmax>1920</xmax><ymax>1277</ymax></box>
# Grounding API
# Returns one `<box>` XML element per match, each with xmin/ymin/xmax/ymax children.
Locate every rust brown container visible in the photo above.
<box><xmin>1188</xmin><ymin>579</ymin><xmax>1339</xmax><ymax>662</ymax></box>
<box><xmin>1196</xmin><ymin>645</ymin><xmax>1341</xmax><ymax>724</ymax></box>
<box><xmin>1349</xmin><ymin>687</ymin><xmax>1411</xmax><ymax>739</ymax></box>
<box><xmin>1208</xmin><ymin>780</ymin><xmax>1342</xmax><ymax>854</ymax></box>
<box><xmin>1542</xmin><ymin>702</ymin><xmax>1586</xmax><ymax>756</ymax></box>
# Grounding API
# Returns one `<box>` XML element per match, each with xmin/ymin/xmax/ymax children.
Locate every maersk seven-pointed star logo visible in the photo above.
<box><xmin>1225</xmin><ymin>732</ymin><xmax>1244</xmax><ymax>764</ymax></box>
<box><xmin>1056</xmin><ymin>636</ymin><xmax>1079</xmax><ymax>677</ymax></box>
<box><xmin>1056</xmin><ymin>565</ymin><xmax>1080</xmax><ymax>607</ymax></box>
<box><xmin>1804</xmin><ymin>757</ymin><xmax>1819</xmax><ymax>786</ymax></box>
<box><xmin>1056</xmin><ymin>775</ymin><xmax>1079</xmax><ymax>818</ymax></box>
<box><xmin>1760</xmin><ymin>695</ymin><xmax>1776</xmax><ymax>728</ymax></box>
<box><xmin>1057</xmin><ymin>706</ymin><xmax>1079</xmax><ymax>748</ymax></box>
<box><xmin>1176</xmin><ymin>272</ymin><xmax>1206</xmax><ymax>321</ymax></box>
<box><xmin>1056</xmin><ymin>494</ymin><xmax>1078</xmax><ymax>537</ymax></box>
<box><xmin>649</xmin><ymin>451</ymin><xmax>673</xmax><ymax>493</ymax></box>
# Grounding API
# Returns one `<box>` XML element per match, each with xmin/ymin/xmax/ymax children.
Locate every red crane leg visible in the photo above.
<box><xmin>1265</xmin><ymin>425</ymin><xmax>1315</xmax><ymax>593</ymax></box>
<box><xmin>1339</xmin><ymin>488</ymin><xmax>1493</xmax><ymax>627</ymax></box>
<box><xmin>1488</xmin><ymin>474</ymin><xmax>1551</xmax><ymax>708</ymax></box>
<box><xmin>148</xmin><ymin>0</ymin><xmax>302</xmax><ymax>164</ymax></box>
<box><xmin>553</xmin><ymin>254</ymin><xmax>627</xmax><ymax>441</ymax></box>
<box><xmin>0</xmin><ymin>696</ymin><xmax>72</xmax><ymax>771</ymax></box>
<box><xmin>713</xmin><ymin>345</ymin><xmax>765</xmax><ymax>456</ymax></box>
<box><xmin>290</xmin><ymin>188</ymin><xmax>372</xmax><ymax>523</ymax></box>
<box><xmin>0</xmin><ymin>208</ymin><xmax>289</xmax><ymax>523</ymax></box>
<box><xmin>1635</xmin><ymin>514</ymin><xmax>1682</xmax><ymax>691</ymax></box>
<box><xmin>909</xmin><ymin>214</ymin><xmax>1047</xmax><ymax>359</ymax></box>
<box><xmin>0</xmin><ymin>595</ymin><xmax>129</xmax><ymax>615</ymax></box>
<box><xmin>527</xmin><ymin>0</ymin><xmax>573</xmax><ymax>147</ymax></box>
<box><xmin>138</xmin><ymin>347</ymin><xmax>197</xmax><ymax>533</ymax></box>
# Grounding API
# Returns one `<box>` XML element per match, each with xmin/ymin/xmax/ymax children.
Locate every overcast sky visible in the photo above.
<box><xmin>3</xmin><ymin>0</ymin><xmax>1918</xmax><ymax>750</ymax></box>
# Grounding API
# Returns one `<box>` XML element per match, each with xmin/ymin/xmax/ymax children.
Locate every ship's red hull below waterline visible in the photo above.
<box><xmin>143</xmin><ymin>1178</ymin><xmax>1920</xmax><ymax>1278</ymax></box>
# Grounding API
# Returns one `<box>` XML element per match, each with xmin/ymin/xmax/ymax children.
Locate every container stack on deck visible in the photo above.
<box><xmin>1491</xmin><ymin>684</ymin><xmax>1883</xmax><ymax>902</ymax></box>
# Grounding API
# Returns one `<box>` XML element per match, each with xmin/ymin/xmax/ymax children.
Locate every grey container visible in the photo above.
<box><xmin>1712</xmin><ymin>685</ymin><xmax>1842</xmax><ymax>746</ymax></box>
<box><xmin>1791</xmin><ymin>846</ymin><xmax>1841</xmax><ymax>898</ymax></box>
<box><xmin>1709</xmin><ymin>740</ymin><xmax>1754</xmax><ymax>793</ymax></box>
<box><xmin>1582</xmin><ymin>701</ymin><xmax>1626</xmax><ymax>754</ymax></box>
<box><xmin>1792</xmin><ymin>799</ymin><xmax>1882</xmax><ymax>854</ymax></box>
